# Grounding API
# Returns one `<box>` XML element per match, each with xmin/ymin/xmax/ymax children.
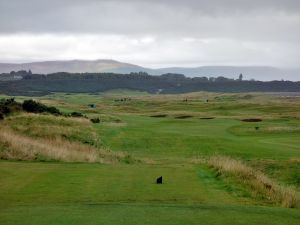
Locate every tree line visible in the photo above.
<box><xmin>0</xmin><ymin>71</ymin><xmax>299</xmax><ymax>96</ymax></box>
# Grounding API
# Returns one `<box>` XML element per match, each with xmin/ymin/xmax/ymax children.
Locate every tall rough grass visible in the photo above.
<box><xmin>0</xmin><ymin>128</ymin><xmax>131</xmax><ymax>164</ymax></box>
<box><xmin>2</xmin><ymin>113</ymin><xmax>100</xmax><ymax>146</ymax></box>
<box><xmin>207</xmin><ymin>155</ymin><xmax>299</xmax><ymax>208</ymax></box>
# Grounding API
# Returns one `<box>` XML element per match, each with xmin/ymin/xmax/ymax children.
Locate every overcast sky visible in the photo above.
<box><xmin>0</xmin><ymin>0</ymin><xmax>299</xmax><ymax>69</ymax></box>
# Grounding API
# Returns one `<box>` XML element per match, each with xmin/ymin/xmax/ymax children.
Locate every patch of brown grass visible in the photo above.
<box><xmin>291</xmin><ymin>158</ymin><xmax>300</xmax><ymax>164</ymax></box>
<box><xmin>207</xmin><ymin>155</ymin><xmax>299</xmax><ymax>208</ymax></box>
<box><xmin>0</xmin><ymin>128</ymin><xmax>131</xmax><ymax>164</ymax></box>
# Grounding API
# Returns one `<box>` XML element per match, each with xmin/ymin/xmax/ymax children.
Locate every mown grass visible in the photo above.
<box><xmin>2</xmin><ymin>203</ymin><xmax>300</xmax><ymax>225</ymax></box>
<box><xmin>1</xmin><ymin>161</ymin><xmax>300</xmax><ymax>225</ymax></box>
<box><xmin>0</xmin><ymin>162</ymin><xmax>236</xmax><ymax>206</ymax></box>
<box><xmin>97</xmin><ymin>115</ymin><xmax>300</xmax><ymax>160</ymax></box>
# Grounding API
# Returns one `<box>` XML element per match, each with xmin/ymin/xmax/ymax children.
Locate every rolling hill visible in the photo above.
<box><xmin>0</xmin><ymin>60</ymin><xmax>299</xmax><ymax>81</ymax></box>
<box><xmin>0</xmin><ymin>60</ymin><xmax>148</xmax><ymax>74</ymax></box>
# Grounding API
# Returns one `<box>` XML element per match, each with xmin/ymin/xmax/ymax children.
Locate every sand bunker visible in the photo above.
<box><xmin>241</xmin><ymin>118</ymin><xmax>262</xmax><ymax>122</ymax></box>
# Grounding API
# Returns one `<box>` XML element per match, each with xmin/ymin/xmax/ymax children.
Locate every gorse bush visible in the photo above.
<box><xmin>0</xmin><ymin>98</ymin><xmax>22</xmax><ymax>118</ymax></box>
<box><xmin>0</xmin><ymin>98</ymin><xmax>63</xmax><ymax>119</ymax></box>
<box><xmin>90</xmin><ymin>117</ymin><xmax>100</xmax><ymax>123</ymax></box>
<box><xmin>70</xmin><ymin>112</ymin><xmax>84</xmax><ymax>118</ymax></box>
<box><xmin>22</xmin><ymin>99</ymin><xmax>61</xmax><ymax>115</ymax></box>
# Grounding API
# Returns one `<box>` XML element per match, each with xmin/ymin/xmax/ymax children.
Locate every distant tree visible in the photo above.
<box><xmin>238</xmin><ymin>73</ymin><xmax>243</xmax><ymax>81</ymax></box>
<box><xmin>209</xmin><ymin>77</ymin><xmax>216</xmax><ymax>82</ymax></box>
<box><xmin>130</xmin><ymin>72</ymin><xmax>149</xmax><ymax>76</ymax></box>
<box><xmin>192</xmin><ymin>77</ymin><xmax>208</xmax><ymax>82</ymax></box>
<box><xmin>161</xmin><ymin>73</ymin><xmax>186</xmax><ymax>80</ymax></box>
<box><xmin>215</xmin><ymin>76</ymin><xmax>233</xmax><ymax>82</ymax></box>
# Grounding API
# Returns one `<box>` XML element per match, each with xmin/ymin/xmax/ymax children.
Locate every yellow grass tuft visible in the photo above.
<box><xmin>207</xmin><ymin>155</ymin><xmax>299</xmax><ymax>208</ymax></box>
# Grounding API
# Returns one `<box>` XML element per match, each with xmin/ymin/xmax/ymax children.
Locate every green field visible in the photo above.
<box><xmin>0</xmin><ymin>91</ymin><xmax>300</xmax><ymax>224</ymax></box>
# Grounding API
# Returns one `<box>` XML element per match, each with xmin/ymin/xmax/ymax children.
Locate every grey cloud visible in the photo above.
<box><xmin>0</xmin><ymin>0</ymin><xmax>299</xmax><ymax>38</ymax></box>
<box><xmin>0</xmin><ymin>0</ymin><xmax>299</xmax><ymax>69</ymax></box>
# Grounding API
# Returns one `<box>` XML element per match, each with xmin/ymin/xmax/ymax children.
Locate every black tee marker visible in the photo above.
<box><xmin>156</xmin><ymin>176</ymin><xmax>162</xmax><ymax>184</ymax></box>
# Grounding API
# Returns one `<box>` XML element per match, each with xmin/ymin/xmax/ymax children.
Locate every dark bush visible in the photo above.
<box><xmin>2</xmin><ymin>98</ymin><xmax>15</xmax><ymax>106</ymax></box>
<box><xmin>0</xmin><ymin>106</ymin><xmax>10</xmax><ymax>114</ymax></box>
<box><xmin>0</xmin><ymin>112</ymin><xmax>4</xmax><ymax>120</ymax></box>
<box><xmin>22</xmin><ymin>100</ymin><xmax>45</xmax><ymax>113</ymax></box>
<box><xmin>70</xmin><ymin>112</ymin><xmax>84</xmax><ymax>117</ymax></box>
<box><xmin>0</xmin><ymin>98</ymin><xmax>22</xmax><ymax>116</ymax></box>
<box><xmin>22</xmin><ymin>100</ymin><xmax>61</xmax><ymax>115</ymax></box>
<box><xmin>90</xmin><ymin>118</ymin><xmax>100</xmax><ymax>123</ymax></box>
<box><xmin>47</xmin><ymin>106</ymin><xmax>61</xmax><ymax>115</ymax></box>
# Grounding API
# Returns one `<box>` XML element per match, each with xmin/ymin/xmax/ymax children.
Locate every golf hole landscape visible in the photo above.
<box><xmin>1</xmin><ymin>1</ymin><xmax>300</xmax><ymax>223</ymax></box>
<box><xmin>0</xmin><ymin>91</ymin><xmax>299</xmax><ymax>225</ymax></box>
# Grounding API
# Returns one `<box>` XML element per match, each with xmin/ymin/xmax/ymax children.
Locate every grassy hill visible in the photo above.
<box><xmin>0</xmin><ymin>60</ymin><xmax>148</xmax><ymax>74</ymax></box>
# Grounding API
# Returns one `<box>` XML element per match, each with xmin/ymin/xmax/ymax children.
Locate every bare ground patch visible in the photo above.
<box><xmin>174</xmin><ymin>115</ymin><xmax>193</xmax><ymax>119</ymax></box>
<box><xmin>150</xmin><ymin>114</ymin><xmax>168</xmax><ymax>118</ymax></box>
<box><xmin>241</xmin><ymin>118</ymin><xmax>262</xmax><ymax>122</ymax></box>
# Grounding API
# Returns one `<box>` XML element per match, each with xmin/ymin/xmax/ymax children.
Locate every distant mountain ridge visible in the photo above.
<box><xmin>0</xmin><ymin>59</ymin><xmax>299</xmax><ymax>81</ymax></box>
<box><xmin>0</xmin><ymin>60</ymin><xmax>147</xmax><ymax>74</ymax></box>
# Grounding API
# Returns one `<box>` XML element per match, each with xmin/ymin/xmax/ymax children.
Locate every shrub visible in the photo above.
<box><xmin>47</xmin><ymin>106</ymin><xmax>61</xmax><ymax>115</ymax></box>
<box><xmin>70</xmin><ymin>112</ymin><xmax>84</xmax><ymax>117</ymax></box>
<box><xmin>0</xmin><ymin>98</ymin><xmax>22</xmax><ymax>116</ymax></box>
<box><xmin>0</xmin><ymin>112</ymin><xmax>4</xmax><ymax>120</ymax></box>
<box><xmin>0</xmin><ymin>106</ymin><xmax>10</xmax><ymax>114</ymax></box>
<box><xmin>22</xmin><ymin>100</ymin><xmax>61</xmax><ymax>115</ymax></box>
<box><xmin>22</xmin><ymin>100</ymin><xmax>46</xmax><ymax>113</ymax></box>
<box><xmin>90</xmin><ymin>118</ymin><xmax>100</xmax><ymax>123</ymax></box>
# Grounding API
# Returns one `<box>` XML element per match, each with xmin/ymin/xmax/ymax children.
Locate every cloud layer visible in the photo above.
<box><xmin>0</xmin><ymin>0</ymin><xmax>299</xmax><ymax>71</ymax></box>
